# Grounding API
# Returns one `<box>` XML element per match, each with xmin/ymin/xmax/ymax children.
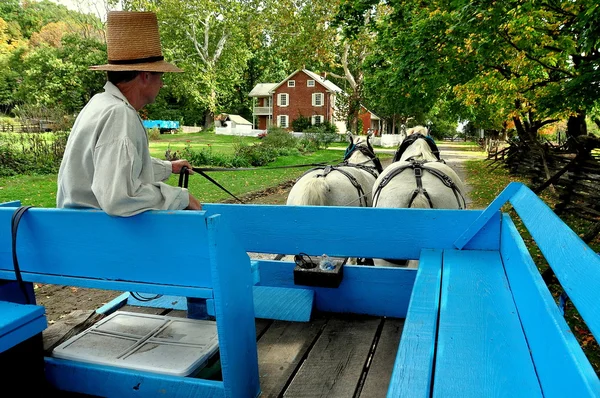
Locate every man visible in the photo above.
<box><xmin>57</xmin><ymin>11</ymin><xmax>201</xmax><ymax>216</ymax></box>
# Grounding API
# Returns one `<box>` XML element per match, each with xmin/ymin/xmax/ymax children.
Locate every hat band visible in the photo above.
<box><xmin>108</xmin><ymin>55</ymin><xmax>164</xmax><ymax>65</ymax></box>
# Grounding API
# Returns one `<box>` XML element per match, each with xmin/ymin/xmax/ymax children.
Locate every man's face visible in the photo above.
<box><xmin>143</xmin><ymin>72</ymin><xmax>164</xmax><ymax>105</ymax></box>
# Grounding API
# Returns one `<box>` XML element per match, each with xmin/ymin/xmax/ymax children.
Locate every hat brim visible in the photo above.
<box><xmin>90</xmin><ymin>60</ymin><xmax>183</xmax><ymax>73</ymax></box>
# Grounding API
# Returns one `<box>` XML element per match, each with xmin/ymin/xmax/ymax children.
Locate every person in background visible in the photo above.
<box><xmin>57</xmin><ymin>11</ymin><xmax>201</xmax><ymax>216</ymax></box>
<box><xmin>57</xmin><ymin>11</ymin><xmax>207</xmax><ymax>318</ymax></box>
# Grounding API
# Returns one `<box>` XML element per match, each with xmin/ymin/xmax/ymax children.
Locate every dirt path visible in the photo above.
<box><xmin>36</xmin><ymin>142</ymin><xmax>486</xmax><ymax>322</ymax></box>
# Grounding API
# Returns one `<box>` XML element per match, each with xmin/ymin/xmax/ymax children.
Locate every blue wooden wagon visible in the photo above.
<box><xmin>0</xmin><ymin>182</ymin><xmax>598</xmax><ymax>397</ymax></box>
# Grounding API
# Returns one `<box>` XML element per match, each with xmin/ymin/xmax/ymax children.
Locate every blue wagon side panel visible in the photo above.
<box><xmin>501</xmin><ymin>215</ymin><xmax>600</xmax><ymax>397</ymax></box>
<box><xmin>434</xmin><ymin>250</ymin><xmax>542</xmax><ymax>398</ymax></box>
<box><xmin>256</xmin><ymin>260</ymin><xmax>416</xmax><ymax>318</ymax></box>
<box><xmin>387</xmin><ymin>249</ymin><xmax>442</xmax><ymax>398</ymax></box>
<box><xmin>44</xmin><ymin>358</ymin><xmax>226</xmax><ymax>398</ymax></box>
<box><xmin>203</xmin><ymin>204</ymin><xmax>501</xmax><ymax>258</ymax></box>
<box><xmin>509</xmin><ymin>185</ymin><xmax>600</xmax><ymax>340</ymax></box>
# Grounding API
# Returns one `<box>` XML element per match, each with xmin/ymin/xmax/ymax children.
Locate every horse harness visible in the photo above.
<box><xmin>393</xmin><ymin>133</ymin><xmax>441</xmax><ymax>162</ymax></box>
<box><xmin>372</xmin><ymin>159</ymin><xmax>466</xmax><ymax>209</ymax></box>
<box><xmin>299</xmin><ymin>164</ymin><xmax>370</xmax><ymax>207</ymax></box>
<box><xmin>298</xmin><ymin>143</ymin><xmax>381</xmax><ymax>207</ymax></box>
<box><xmin>345</xmin><ymin>143</ymin><xmax>384</xmax><ymax>174</ymax></box>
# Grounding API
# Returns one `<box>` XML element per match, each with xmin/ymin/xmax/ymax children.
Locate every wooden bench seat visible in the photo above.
<box><xmin>435</xmin><ymin>249</ymin><xmax>541</xmax><ymax>397</ymax></box>
<box><xmin>391</xmin><ymin>183</ymin><xmax>600</xmax><ymax>397</ymax></box>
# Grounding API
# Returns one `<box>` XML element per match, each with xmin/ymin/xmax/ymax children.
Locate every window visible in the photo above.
<box><xmin>312</xmin><ymin>93</ymin><xmax>324</xmax><ymax>107</ymax></box>
<box><xmin>287</xmin><ymin>80</ymin><xmax>295</xmax><ymax>87</ymax></box>
<box><xmin>307</xmin><ymin>80</ymin><xmax>315</xmax><ymax>87</ymax></box>
<box><xmin>278</xmin><ymin>115</ymin><xmax>289</xmax><ymax>128</ymax></box>
<box><xmin>312</xmin><ymin>115</ymin><xmax>323</xmax><ymax>125</ymax></box>
<box><xmin>277</xmin><ymin>93</ymin><xmax>289</xmax><ymax>107</ymax></box>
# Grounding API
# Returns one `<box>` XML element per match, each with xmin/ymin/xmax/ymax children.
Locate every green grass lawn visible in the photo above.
<box><xmin>0</xmin><ymin>132</ymin><xmax>357</xmax><ymax>207</ymax></box>
<box><xmin>148</xmin><ymin>132</ymin><xmax>259</xmax><ymax>158</ymax></box>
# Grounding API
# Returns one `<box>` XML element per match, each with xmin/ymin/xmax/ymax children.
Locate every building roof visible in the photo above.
<box><xmin>361</xmin><ymin>105</ymin><xmax>381</xmax><ymax>120</ymax></box>
<box><xmin>302</xmin><ymin>69</ymin><xmax>343</xmax><ymax>93</ymax></box>
<box><xmin>266</xmin><ymin>69</ymin><xmax>344</xmax><ymax>94</ymax></box>
<box><xmin>226</xmin><ymin>114</ymin><xmax>252</xmax><ymax>125</ymax></box>
<box><xmin>248</xmin><ymin>83</ymin><xmax>278</xmax><ymax>97</ymax></box>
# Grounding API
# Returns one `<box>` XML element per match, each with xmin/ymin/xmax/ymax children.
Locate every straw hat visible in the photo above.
<box><xmin>90</xmin><ymin>11</ymin><xmax>182</xmax><ymax>73</ymax></box>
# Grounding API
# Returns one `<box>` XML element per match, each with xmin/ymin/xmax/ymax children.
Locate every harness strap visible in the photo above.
<box><xmin>312</xmin><ymin>165</ymin><xmax>369</xmax><ymax>207</ymax></box>
<box><xmin>407</xmin><ymin>165</ymin><xmax>434</xmax><ymax>208</ymax></box>
<box><xmin>373</xmin><ymin>160</ymin><xmax>466</xmax><ymax>209</ymax></box>
<box><xmin>11</xmin><ymin>206</ymin><xmax>34</xmax><ymax>304</ymax></box>
<box><xmin>339</xmin><ymin>161</ymin><xmax>380</xmax><ymax>179</ymax></box>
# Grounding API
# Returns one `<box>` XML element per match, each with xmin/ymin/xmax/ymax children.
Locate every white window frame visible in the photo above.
<box><xmin>312</xmin><ymin>92</ymin><xmax>324</xmax><ymax>107</ymax></box>
<box><xmin>287</xmin><ymin>80</ymin><xmax>295</xmax><ymax>87</ymax></box>
<box><xmin>278</xmin><ymin>115</ymin><xmax>289</xmax><ymax>128</ymax></box>
<box><xmin>307</xmin><ymin>80</ymin><xmax>315</xmax><ymax>87</ymax></box>
<box><xmin>312</xmin><ymin>115</ymin><xmax>324</xmax><ymax>125</ymax></box>
<box><xmin>277</xmin><ymin>93</ymin><xmax>289</xmax><ymax>107</ymax></box>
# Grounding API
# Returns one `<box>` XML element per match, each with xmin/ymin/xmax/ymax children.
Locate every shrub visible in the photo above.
<box><xmin>233</xmin><ymin>142</ymin><xmax>278</xmax><ymax>166</ymax></box>
<box><xmin>292</xmin><ymin>115</ymin><xmax>312</xmax><ymax>132</ymax></box>
<box><xmin>261</xmin><ymin>127</ymin><xmax>297</xmax><ymax>150</ymax></box>
<box><xmin>147</xmin><ymin>127</ymin><xmax>160</xmax><ymax>141</ymax></box>
<box><xmin>0</xmin><ymin>132</ymin><xmax>68</xmax><ymax>176</ymax></box>
<box><xmin>303</xmin><ymin>121</ymin><xmax>338</xmax><ymax>149</ymax></box>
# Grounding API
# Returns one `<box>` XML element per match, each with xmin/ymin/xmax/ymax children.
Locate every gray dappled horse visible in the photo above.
<box><xmin>286</xmin><ymin>133</ymin><xmax>383</xmax><ymax>207</ymax></box>
<box><xmin>371</xmin><ymin>126</ymin><xmax>467</xmax><ymax>268</ymax></box>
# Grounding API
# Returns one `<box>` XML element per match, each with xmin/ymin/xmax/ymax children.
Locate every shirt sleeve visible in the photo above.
<box><xmin>152</xmin><ymin>157</ymin><xmax>172</xmax><ymax>182</ymax></box>
<box><xmin>92</xmin><ymin>138</ymin><xmax>189</xmax><ymax>217</ymax></box>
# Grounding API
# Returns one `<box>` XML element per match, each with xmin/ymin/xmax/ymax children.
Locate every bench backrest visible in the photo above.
<box><xmin>0</xmin><ymin>207</ymin><xmax>213</xmax><ymax>295</ymax></box>
<box><xmin>203</xmin><ymin>203</ymin><xmax>502</xmax><ymax>258</ymax></box>
<box><xmin>0</xmin><ymin>205</ymin><xmax>259</xmax><ymax>398</ymax></box>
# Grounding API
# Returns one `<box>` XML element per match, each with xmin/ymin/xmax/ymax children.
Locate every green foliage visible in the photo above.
<box><xmin>292</xmin><ymin>114</ymin><xmax>312</xmax><ymax>132</ymax></box>
<box><xmin>302</xmin><ymin>121</ymin><xmax>338</xmax><ymax>149</ymax></box>
<box><xmin>147</xmin><ymin>127</ymin><xmax>160</xmax><ymax>141</ymax></box>
<box><xmin>261</xmin><ymin>127</ymin><xmax>298</xmax><ymax>149</ymax></box>
<box><xmin>0</xmin><ymin>132</ymin><xmax>67</xmax><ymax>176</ymax></box>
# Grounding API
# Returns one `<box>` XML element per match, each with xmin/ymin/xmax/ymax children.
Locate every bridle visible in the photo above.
<box><xmin>343</xmin><ymin>141</ymin><xmax>383</xmax><ymax>175</ymax></box>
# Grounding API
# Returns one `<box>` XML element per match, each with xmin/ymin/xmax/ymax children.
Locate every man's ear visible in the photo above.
<box><xmin>138</xmin><ymin>72</ymin><xmax>150</xmax><ymax>83</ymax></box>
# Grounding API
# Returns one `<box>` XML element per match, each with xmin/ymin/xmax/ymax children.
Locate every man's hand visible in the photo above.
<box><xmin>185</xmin><ymin>193</ymin><xmax>202</xmax><ymax>210</ymax></box>
<box><xmin>171</xmin><ymin>159</ymin><xmax>194</xmax><ymax>174</ymax></box>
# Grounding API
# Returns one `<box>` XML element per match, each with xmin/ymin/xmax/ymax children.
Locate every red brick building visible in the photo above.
<box><xmin>359</xmin><ymin>106</ymin><xmax>382</xmax><ymax>136</ymax></box>
<box><xmin>248</xmin><ymin>69</ymin><xmax>343</xmax><ymax>130</ymax></box>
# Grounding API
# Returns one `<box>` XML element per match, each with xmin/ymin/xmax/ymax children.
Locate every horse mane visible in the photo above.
<box><xmin>406</xmin><ymin>126</ymin><xmax>428</xmax><ymax>136</ymax></box>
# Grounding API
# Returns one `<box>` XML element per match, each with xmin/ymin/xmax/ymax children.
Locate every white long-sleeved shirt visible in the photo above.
<box><xmin>56</xmin><ymin>82</ymin><xmax>189</xmax><ymax>216</ymax></box>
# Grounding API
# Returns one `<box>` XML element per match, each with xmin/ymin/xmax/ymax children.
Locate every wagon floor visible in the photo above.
<box><xmin>42</xmin><ymin>306</ymin><xmax>405</xmax><ymax>398</ymax></box>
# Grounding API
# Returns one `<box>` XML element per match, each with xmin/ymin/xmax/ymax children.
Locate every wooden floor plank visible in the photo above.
<box><xmin>359</xmin><ymin>318</ymin><xmax>405</xmax><ymax>398</ymax></box>
<box><xmin>42</xmin><ymin>310</ymin><xmax>103</xmax><ymax>353</ymax></box>
<box><xmin>258</xmin><ymin>315</ymin><xmax>327</xmax><ymax>397</ymax></box>
<box><xmin>284</xmin><ymin>315</ymin><xmax>382</xmax><ymax>398</ymax></box>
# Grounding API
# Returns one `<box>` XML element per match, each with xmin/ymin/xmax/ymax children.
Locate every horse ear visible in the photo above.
<box><xmin>346</xmin><ymin>132</ymin><xmax>354</xmax><ymax>143</ymax></box>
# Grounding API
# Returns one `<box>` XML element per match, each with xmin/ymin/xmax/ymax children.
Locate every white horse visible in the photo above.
<box><xmin>371</xmin><ymin>126</ymin><xmax>467</xmax><ymax>268</ymax></box>
<box><xmin>286</xmin><ymin>133</ymin><xmax>383</xmax><ymax>207</ymax></box>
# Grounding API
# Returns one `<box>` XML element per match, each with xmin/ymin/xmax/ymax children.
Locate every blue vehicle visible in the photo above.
<box><xmin>142</xmin><ymin>119</ymin><xmax>180</xmax><ymax>133</ymax></box>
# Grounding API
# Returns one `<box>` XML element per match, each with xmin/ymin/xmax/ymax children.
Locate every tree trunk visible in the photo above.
<box><xmin>203</xmin><ymin>109</ymin><xmax>214</xmax><ymax>130</ymax></box>
<box><xmin>566</xmin><ymin>111</ymin><xmax>587</xmax><ymax>149</ymax></box>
